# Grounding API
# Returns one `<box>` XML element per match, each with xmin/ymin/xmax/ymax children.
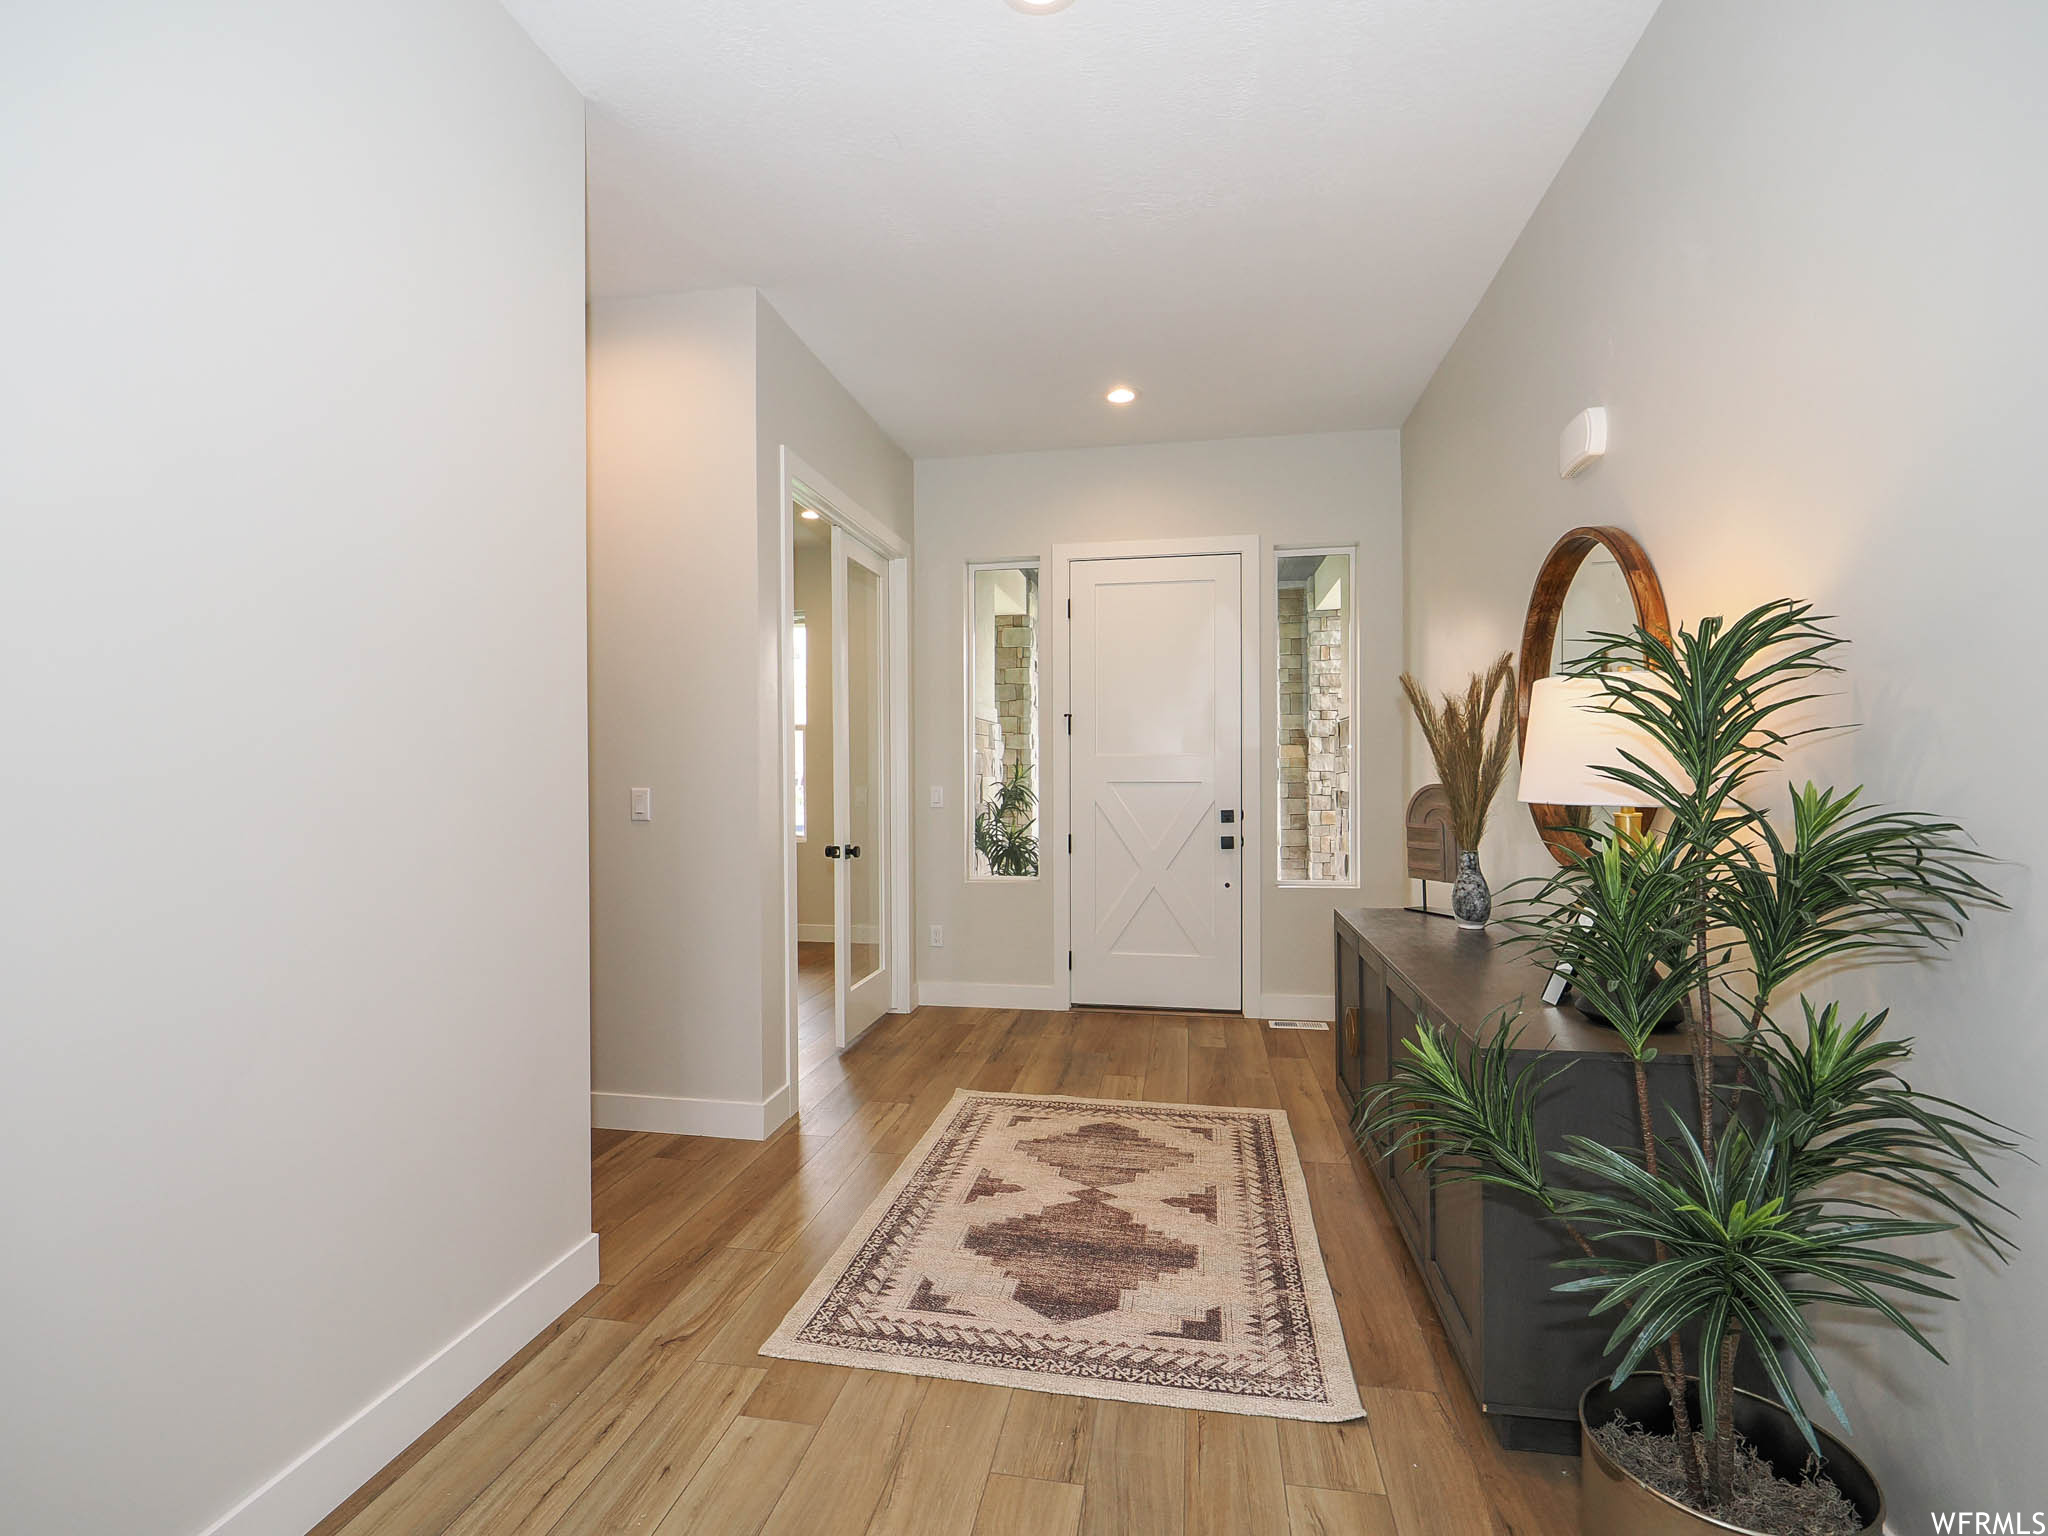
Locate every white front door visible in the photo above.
<box><xmin>1069</xmin><ymin>554</ymin><xmax>1243</xmax><ymax>1010</ymax></box>
<box><xmin>832</xmin><ymin>525</ymin><xmax>891</xmax><ymax>1047</ymax></box>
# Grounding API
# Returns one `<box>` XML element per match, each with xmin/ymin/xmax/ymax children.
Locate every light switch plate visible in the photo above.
<box><xmin>929</xmin><ymin>785</ymin><xmax>944</xmax><ymax>808</ymax></box>
<box><xmin>929</xmin><ymin>924</ymin><xmax>944</xmax><ymax>948</ymax></box>
<box><xmin>629</xmin><ymin>787</ymin><xmax>652</xmax><ymax>822</ymax></box>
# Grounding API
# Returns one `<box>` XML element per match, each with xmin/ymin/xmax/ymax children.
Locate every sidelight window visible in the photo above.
<box><xmin>967</xmin><ymin>562</ymin><xmax>1040</xmax><ymax>878</ymax></box>
<box><xmin>1276</xmin><ymin>549</ymin><xmax>1355</xmax><ymax>884</ymax></box>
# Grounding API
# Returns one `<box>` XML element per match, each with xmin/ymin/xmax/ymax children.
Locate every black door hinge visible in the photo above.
<box><xmin>1066</xmin><ymin>598</ymin><xmax>1071</xmax><ymax>618</ymax></box>
<box><xmin>1067</xmin><ymin>950</ymin><xmax>1073</xmax><ymax>970</ymax></box>
<box><xmin>1067</xmin><ymin>833</ymin><xmax>1072</xmax><ymax>853</ymax></box>
<box><xmin>1065</xmin><ymin>713</ymin><xmax>1072</xmax><ymax>735</ymax></box>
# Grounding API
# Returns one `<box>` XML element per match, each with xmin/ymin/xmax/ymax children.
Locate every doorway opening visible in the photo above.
<box><xmin>779</xmin><ymin>452</ymin><xmax>912</xmax><ymax>1118</ymax></box>
<box><xmin>790</xmin><ymin>505</ymin><xmax>836</xmax><ymax>1086</ymax></box>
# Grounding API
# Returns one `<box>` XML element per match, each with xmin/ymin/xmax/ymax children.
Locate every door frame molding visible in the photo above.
<box><xmin>777</xmin><ymin>448</ymin><xmax>912</xmax><ymax>1116</ymax></box>
<box><xmin>1048</xmin><ymin>536</ymin><xmax>1262</xmax><ymax>1014</ymax></box>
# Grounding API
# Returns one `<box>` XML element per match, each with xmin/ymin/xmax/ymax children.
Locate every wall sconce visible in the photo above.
<box><xmin>1559</xmin><ymin>408</ymin><xmax>1608</xmax><ymax>478</ymax></box>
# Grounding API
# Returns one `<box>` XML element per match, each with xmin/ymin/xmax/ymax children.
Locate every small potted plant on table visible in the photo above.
<box><xmin>1400</xmin><ymin>653</ymin><xmax>1519</xmax><ymax>928</ymax></box>
<box><xmin>1361</xmin><ymin>601</ymin><xmax>2018</xmax><ymax>1536</ymax></box>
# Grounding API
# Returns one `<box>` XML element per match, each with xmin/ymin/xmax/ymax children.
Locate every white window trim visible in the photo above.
<box><xmin>1273</xmin><ymin>543</ymin><xmax>1361</xmax><ymax>891</ymax></box>
<box><xmin>963</xmin><ymin>558</ymin><xmax>1043</xmax><ymax>883</ymax></box>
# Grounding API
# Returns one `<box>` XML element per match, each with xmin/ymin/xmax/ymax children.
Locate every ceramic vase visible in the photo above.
<box><xmin>1452</xmin><ymin>849</ymin><xmax>1491</xmax><ymax>929</ymax></box>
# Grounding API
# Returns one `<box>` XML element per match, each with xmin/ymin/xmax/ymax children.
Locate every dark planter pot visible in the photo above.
<box><xmin>1578</xmin><ymin>1375</ymin><xmax>1884</xmax><ymax>1536</ymax></box>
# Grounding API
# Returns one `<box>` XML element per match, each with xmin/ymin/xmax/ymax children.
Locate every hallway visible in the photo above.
<box><xmin>796</xmin><ymin>940</ymin><xmax>834</xmax><ymax>1085</ymax></box>
<box><xmin>316</xmin><ymin>1007</ymin><xmax>1579</xmax><ymax>1536</ymax></box>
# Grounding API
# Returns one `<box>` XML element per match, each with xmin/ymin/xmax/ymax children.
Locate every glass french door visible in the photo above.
<box><xmin>831</xmin><ymin>525</ymin><xmax>891</xmax><ymax>1047</ymax></box>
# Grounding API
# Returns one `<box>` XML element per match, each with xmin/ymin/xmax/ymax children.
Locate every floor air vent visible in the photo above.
<box><xmin>1266</xmin><ymin>1018</ymin><xmax>1329</xmax><ymax>1031</ymax></box>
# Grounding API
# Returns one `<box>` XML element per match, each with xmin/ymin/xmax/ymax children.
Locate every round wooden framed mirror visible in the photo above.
<box><xmin>1516</xmin><ymin>526</ymin><xmax>1671</xmax><ymax>864</ymax></box>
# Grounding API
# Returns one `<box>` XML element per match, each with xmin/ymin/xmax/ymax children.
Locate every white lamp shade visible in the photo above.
<box><xmin>1518</xmin><ymin>675</ymin><xmax>1688</xmax><ymax>806</ymax></box>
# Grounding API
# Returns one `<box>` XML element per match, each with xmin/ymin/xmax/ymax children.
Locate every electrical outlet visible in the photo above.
<box><xmin>929</xmin><ymin>924</ymin><xmax>944</xmax><ymax>948</ymax></box>
<box><xmin>929</xmin><ymin>785</ymin><xmax>944</xmax><ymax>808</ymax></box>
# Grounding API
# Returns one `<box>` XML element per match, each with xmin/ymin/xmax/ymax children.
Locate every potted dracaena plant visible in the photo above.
<box><xmin>1359</xmin><ymin>600</ymin><xmax>2018</xmax><ymax>1536</ymax></box>
<box><xmin>973</xmin><ymin>760</ymin><xmax>1038</xmax><ymax>877</ymax></box>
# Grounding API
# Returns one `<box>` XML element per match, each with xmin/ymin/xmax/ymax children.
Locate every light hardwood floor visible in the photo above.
<box><xmin>315</xmin><ymin>961</ymin><xmax>1580</xmax><ymax>1536</ymax></box>
<box><xmin>796</xmin><ymin>940</ymin><xmax>835</xmax><ymax>1077</ymax></box>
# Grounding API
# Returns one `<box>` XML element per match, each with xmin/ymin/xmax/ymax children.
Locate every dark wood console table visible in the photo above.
<box><xmin>1334</xmin><ymin>908</ymin><xmax>1735</xmax><ymax>1453</ymax></box>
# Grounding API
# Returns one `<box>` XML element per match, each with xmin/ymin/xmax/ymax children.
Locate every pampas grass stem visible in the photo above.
<box><xmin>1400</xmin><ymin>653</ymin><xmax>1518</xmax><ymax>851</ymax></box>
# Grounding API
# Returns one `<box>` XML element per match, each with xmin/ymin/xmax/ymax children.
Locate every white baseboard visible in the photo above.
<box><xmin>592</xmin><ymin>1088</ymin><xmax>788</xmax><ymax>1140</ymax></box>
<box><xmin>915</xmin><ymin>979</ymin><xmax>1066</xmax><ymax>1011</ymax></box>
<box><xmin>1256</xmin><ymin>993</ymin><xmax>1335</xmax><ymax>1024</ymax></box>
<box><xmin>199</xmin><ymin>1232</ymin><xmax>599</xmax><ymax>1536</ymax></box>
<box><xmin>759</xmin><ymin>1081</ymin><xmax>795</xmax><ymax>1139</ymax></box>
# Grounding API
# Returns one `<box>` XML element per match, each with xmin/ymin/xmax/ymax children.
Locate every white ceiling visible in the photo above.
<box><xmin>503</xmin><ymin>0</ymin><xmax>1659</xmax><ymax>458</ymax></box>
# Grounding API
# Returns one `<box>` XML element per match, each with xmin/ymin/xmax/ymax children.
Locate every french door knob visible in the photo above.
<box><xmin>824</xmin><ymin>845</ymin><xmax>842</xmax><ymax>859</ymax></box>
<box><xmin>845</xmin><ymin>844</ymin><xmax>862</xmax><ymax>859</ymax></box>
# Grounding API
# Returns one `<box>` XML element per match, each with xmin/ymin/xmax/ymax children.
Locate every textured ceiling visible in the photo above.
<box><xmin>503</xmin><ymin>0</ymin><xmax>1659</xmax><ymax>457</ymax></box>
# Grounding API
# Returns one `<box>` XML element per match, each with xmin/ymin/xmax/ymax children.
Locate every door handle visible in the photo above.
<box><xmin>845</xmin><ymin>844</ymin><xmax>862</xmax><ymax>859</ymax></box>
<box><xmin>1221</xmin><ymin>836</ymin><xmax>1236</xmax><ymax>850</ymax></box>
<box><xmin>824</xmin><ymin>845</ymin><xmax>842</xmax><ymax>859</ymax></box>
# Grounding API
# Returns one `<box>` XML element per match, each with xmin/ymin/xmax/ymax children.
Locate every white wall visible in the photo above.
<box><xmin>588</xmin><ymin>290</ymin><xmax>763</xmax><ymax>1126</ymax></box>
<box><xmin>914</xmin><ymin>432</ymin><xmax>1404</xmax><ymax>1017</ymax></box>
<box><xmin>588</xmin><ymin>290</ymin><xmax>910</xmax><ymax>1132</ymax></box>
<box><xmin>1401</xmin><ymin>0</ymin><xmax>2048</xmax><ymax>1516</ymax></box>
<box><xmin>0</xmin><ymin>5</ymin><xmax>592</xmax><ymax>1533</ymax></box>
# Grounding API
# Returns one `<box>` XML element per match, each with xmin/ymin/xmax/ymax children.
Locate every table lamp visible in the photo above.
<box><xmin>1518</xmin><ymin>674</ymin><xmax>1688</xmax><ymax>1006</ymax></box>
<box><xmin>1518</xmin><ymin>674</ymin><xmax>1684</xmax><ymax>842</ymax></box>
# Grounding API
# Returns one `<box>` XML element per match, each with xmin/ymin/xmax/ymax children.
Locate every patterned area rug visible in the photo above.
<box><xmin>762</xmin><ymin>1090</ymin><xmax>1364</xmax><ymax>1421</ymax></box>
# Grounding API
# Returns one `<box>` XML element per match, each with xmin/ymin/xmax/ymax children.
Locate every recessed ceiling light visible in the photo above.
<box><xmin>799</xmin><ymin>507</ymin><xmax>820</xmax><ymax>521</ymax></box>
<box><xmin>1007</xmin><ymin>0</ymin><xmax>1075</xmax><ymax>12</ymax></box>
<box><xmin>1105</xmin><ymin>385</ymin><xmax>1138</xmax><ymax>405</ymax></box>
